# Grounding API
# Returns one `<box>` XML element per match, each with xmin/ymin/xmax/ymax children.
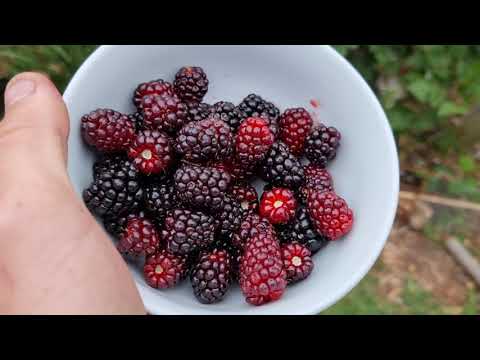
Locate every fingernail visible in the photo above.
<box><xmin>4</xmin><ymin>78</ymin><xmax>36</xmax><ymax>107</ymax></box>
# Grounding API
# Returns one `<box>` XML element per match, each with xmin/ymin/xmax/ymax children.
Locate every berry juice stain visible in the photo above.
<box><xmin>310</xmin><ymin>99</ymin><xmax>320</xmax><ymax>108</ymax></box>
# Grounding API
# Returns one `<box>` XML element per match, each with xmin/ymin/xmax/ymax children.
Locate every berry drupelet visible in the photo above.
<box><xmin>175</xmin><ymin>117</ymin><xmax>233</xmax><ymax>163</ymax></box>
<box><xmin>81</xmin><ymin>109</ymin><xmax>136</xmax><ymax>153</ymax></box>
<box><xmin>278</xmin><ymin>108</ymin><xmax>313</xmax><ymax>156</ymax></box>
<box><xmin>305</xmin><ymin>125</ymin><xmax>341</xmax><ymax>168</ymax></box>
<box><xmin>190</xmin><ymin>249</ymin><xmax>232</xmax><ymax>304</ymax></box>
<box><xmin>174</xmin><ymin>66</ymin><xmax>209</xmax><ymax>104</ymax></box>
<box><xmin>128</xmin><ymin>130</ymin><xmax>174</xmax><ymax>175</ymax></box>
<box><xmin>144</xmin><ymin>249</ymin><xmax>188</xmax><ymax>289</ymax></box>
<box><xmin>259</xmin><ymin>141</ymin><xmax>305</xmax><ymax>189</ymax></box>
<box><xmin>83</xmin><ymin>156</ymin><xmax>144</xmax><ymax>218</ymax></box>
<box><xmin>174</xmin><ymin>164</ymin><xmax>232</xmax><ymax>212</ymax></box>
<box><xmin>162</xmin><ymin>209</ymin><xmax>216</xmax><ymax>256</ymax></box>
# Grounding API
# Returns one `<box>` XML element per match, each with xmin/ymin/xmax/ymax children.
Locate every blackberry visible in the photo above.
<box><xmin>235</xmin><ymin>117</ymin><xmax>275</xmax><ymax>166</ymax></box>
<box><xmin>133</xmin><ymin>79</ymin><xmax>174</xmax><ymax>110</ymax></box>
<box><xmin>144</xmin><ymin>182</ymin><xmax>178</xmax><ymax>223</ymax></box>
<box><xmin>239</xmin><ymin>231</ymin><xmax>287</xmax><ymax>306</ymax></box>
<box><xmin>144</xmin><ymin>250</ymin><xmax>188</xmax><ymax>289</ymax></box>
<box><xmin>230</xmin><ymin>182</ymin><xmax>259</xmax><ymax>215</ymax></box>
<box><xmin>174</xmin><ymin>164</ymin><xmax>232</xmax><ymax>212</ymax></box>
<box><xmin>103</xmin><ymin>210</ymin><xmax>147</xmax><ymax>239</ymax></box>
<box><xmin>190</xmin><ymin>249</ymin><xmax>232</xmax><ymax>304</ymax></box>
<box><xmin>214</xmin><ymin>195</ymin><xmax>243</xmax><ymax>239</ymax></box>
<box><xmin>259</xmin><ymin>141</ymin><xmax>305</xmax><ymax>189</ymax></box>
<box><xmin>93</xmin><ymin>154</ymin><xmax>126</xmax><ymax>180</ymax></box>
<box><xmin>174</xmin><ymin>66</ymin><xmax>209</xmax><ymax>104</ymax></box>
<box><xmin>162</xmin><ymin>209</ymin><xmax>216</xmax><ymax>255</ymax></box>
<box><xmin>281</xmin><ymin>242</ymin><xmax>314</xmax><ymax>284</ymax></box>
<box><xmin>175</xmin><ymin>118</ymin><xmax>233</xmax><ymax>163</ymax></box>
<box><xmin>212</xmin><ymin>157</ymin><xmax>256</xmax><ymax>182</ymax></box>
<box><xmin>232</xmin><ymin>213</ymin><xmax>275</xmax><ymax>250</ymax></box>
<box><xmin>141</xmin><ymin>93</ymin><xmax>189</xmax><ymax>135</ymax></box>
<box><xmin>117</xmin><ymin>217</ymin><xmax>160</xmax><ymax>257</ymax></box>
<box><xmin>210</xmin><ymin>238</ymin><xmax>242</xmax><ymax>282</ymax></box>
<box><xmin>278</xmin><ymin>108</ymin><xmax>313</xmax><ymax>156</ymax></box>
<box><xmin>259</xmin><ymin>187</ymin><xmax>297</xmax><ymax>225</ymax></box>
<box><xmin>304</xmin><ymin>125</ymin><xmax>341</xmax><ymax>168</ymax></box>
<box><xmin>186</xmin><ymin>102</ymin><xmax>213</xmax><ymax>123</ymax></box>
<box><xmin>211</xmin><ymin>101</ymin><xmax>243</xmax><ymax>132</ymax></box>
<box><xmin>81</xmin><ymin>109</ymin><xmax>136</xmax><ymax>153</ymax></box>
<box><xmin>129</xmin><ymin>112</ymin><xmax>145</xmax><ymax>132</ymax></box>
<box><xmin>237</xmin><ymin>94</ymin><xmax>280</xmax><ymax>136</ymax></box>
<box><xmin>298</xmin><ymin>165</ymin><xmax>334</xmax><ymax>204</ymax></box>
<box><xmin>307</xmin><ymin>190</ymin><xmax>353</xmax><ymax>240</ymax></box>
<box><xmin>276</xmin><ymin>207</ymin><xmax>329</xmax><ymax>254</ymax></box>
<box><xmin>128</xmin><ymin>130</ymin><xmax>174</xmax><ymax>175</ymax></box>
<box><xmin>83</xmin><ymin>157</ymin><xmax>144</xmax><ymax>218</ymax></box>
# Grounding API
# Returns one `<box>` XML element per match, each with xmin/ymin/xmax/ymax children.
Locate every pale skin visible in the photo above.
<box><xmin>0</xmin><ymin>72</ymin><xmax>146</xmax><ymax>314</ymax></box>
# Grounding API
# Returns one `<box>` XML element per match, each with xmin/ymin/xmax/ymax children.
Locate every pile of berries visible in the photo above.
<box><xmin>81</xmin><ymin>66</ymin><xmax>354</xmax><ymax>307</ymax></box>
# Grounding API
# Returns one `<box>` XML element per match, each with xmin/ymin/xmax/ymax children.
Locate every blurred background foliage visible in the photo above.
<box><xmin>0</xmin><ymin>45</ymin><xmax>478</xmax><ymax>314</ymax></box>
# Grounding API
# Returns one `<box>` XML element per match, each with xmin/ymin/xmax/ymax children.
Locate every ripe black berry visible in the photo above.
<box><xmin>190</xmin><ymin>249</ymin><xmax>232</xmax><ymax>304</ymax></box>
<box><xmin>304</xmin><ymin>125</ymin><xmax>341</xmax><ymax>168</ymax></box>
<box><xmin>174</xmin><ymin>66</ymin><xmax>209</xmax><ymax>104</ymax></box>
<box><xmin>144</xmin><ymin>181</ymin><xmax>178</xmax><ymax>223</ymax></box>
<box><xmin>237</xmin><ymin>94</ymin><xmax>280</xmax><ymax>136</ymax></box>
<box><xmin>214</xmin><ymin>195</ymin><xmax>243</xmax><ymax>239</ymax></box>
<box><xmin>211</xmin><ymin>101</ymin><xmax>243</xmax><ymax>132</ymax></box>
<box><xmin>83</xmin><ymin>156</ymin><xmax>144</xmax><ymax>218</ymax></box>
<box><xmin>175</xmin><ymin>118</ymin><xmax>233</xmax><ymax>163</ymax></box>
<box><xmin>276</xmin><ymin>207</ymin><xmax>330</xmax><ymax>254</ymax></box>
<box><xmin>174</xmin><ymin>164</ymin><xmax>232</xmax><ymax>212</ymax></box>
<box><xmin>259</xmin><ymin>141</ymin><xmax>305</xmax><ymax>189</ymax></box>
<box><xmin>162</xmin><ymin>209</ymin><xmax>216</xmax><ymax>255</ymax></box>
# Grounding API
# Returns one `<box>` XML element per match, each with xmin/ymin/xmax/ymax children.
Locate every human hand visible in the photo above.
<box><xmin>0</xmin><ymin>72</ymin><xmax>146</xmax><ymax>314</ymax></box>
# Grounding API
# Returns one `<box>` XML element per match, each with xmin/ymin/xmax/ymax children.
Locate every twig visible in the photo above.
<box><xmin>446</xmin><ymin>238</ymin><xmax>480</xmax><ymax>287</ymax></box>
<box><xmin>399</xmin><ymin>191</ymin><xmax>480</xmax><ymax>212</ymax></box>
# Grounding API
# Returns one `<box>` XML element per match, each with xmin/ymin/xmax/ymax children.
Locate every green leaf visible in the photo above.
<box><xmin>458</xmin><ymin>155</ymin><xmax>476</xmax><ymax>174</ymax></box>
<box><xmin>447</xmin><ymin>178</ymin><xmax>480</xmax><ymax>201</ymax></box>
<box><xmin>438</xmin><ymin>101</ymin><xmax>469</xmax><ymax>117</ymax></box>
<box><xmin>407</xmin><ymin>77</ymin><xmax>446</xmax><ymax>107</ymax></box>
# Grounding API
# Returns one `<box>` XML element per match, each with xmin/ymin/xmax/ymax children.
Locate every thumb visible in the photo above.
<box><xmin>0</xmin><ymin>72</ymin><xmax>70</xmax><ymax>179</ymax></box>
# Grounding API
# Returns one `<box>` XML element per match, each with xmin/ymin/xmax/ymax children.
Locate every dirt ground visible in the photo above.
<box><xmin>373</xmin><ymin>196</ymin><xmax>479</xmax><ymax>313</ymax></box>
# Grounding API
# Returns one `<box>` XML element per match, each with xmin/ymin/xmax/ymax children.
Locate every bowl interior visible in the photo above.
<box><xmin>64</xmin><ymin>45</ymin><xmax>399</xmax><ymax>315</ymax></box>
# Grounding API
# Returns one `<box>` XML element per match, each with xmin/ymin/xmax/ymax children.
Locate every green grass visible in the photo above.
<box><xmin>323</xmin><ymin>276</ymin><xmax>457</xmax><ymax>315</ymax></box>
<box><xmin>0</xmin><ymin>45</ymin><xmax>97</xmax><ymax>91</ymax></box>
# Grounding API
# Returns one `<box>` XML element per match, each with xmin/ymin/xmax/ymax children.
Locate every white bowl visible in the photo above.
<box><xmin>64</xmin><ymin>45</ymin><xmax>399</xmax><ymax>315</ymax></box>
